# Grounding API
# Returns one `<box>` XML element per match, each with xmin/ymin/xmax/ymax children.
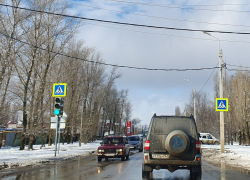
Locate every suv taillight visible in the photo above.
<box><xmin>145</xmin><ymin>140</ymin><xmax>150</xmax><ymax>150</ymax></box>
<box><xmin>196</xmin><ymin>141</ymin><xmax>201</xmax><ymax>151</ymax></box>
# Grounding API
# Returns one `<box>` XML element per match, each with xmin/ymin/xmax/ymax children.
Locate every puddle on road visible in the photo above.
<box><xmin>0</xmin><ymin>152</ymin><xmax>140</xmax><ymax>180</ymax></box>
<box><xmin>209</xmin><ymin>161</ymin><xmax>250</xmax><ymax>177</ymax></box>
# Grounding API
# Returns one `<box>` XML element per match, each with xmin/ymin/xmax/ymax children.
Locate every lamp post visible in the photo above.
<box><xmin>203</xmin><ymin>32</ymin><xmax>224</xmax><ymax>153</ymax></box>
<box><xmin>184</xmin><ymin>79</ymin><xmax>196</xmax><ymax>121</ymax></box>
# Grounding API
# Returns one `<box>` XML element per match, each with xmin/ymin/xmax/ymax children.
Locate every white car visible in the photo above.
<box><xmin>199</xmin><ymin>133</ymin><xmax>220</xmax><ymax>145</ymax></box>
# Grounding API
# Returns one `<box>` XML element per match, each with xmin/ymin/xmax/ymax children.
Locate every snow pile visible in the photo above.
<box><xmin>202</xmin><ymin>143</ymin><xmax>250</xmax><ymax>171</ymax></box>
<box><xmin>0</xmin><ymin>141</ymin><xmax>100</xmax><ymax>169</ymax></box>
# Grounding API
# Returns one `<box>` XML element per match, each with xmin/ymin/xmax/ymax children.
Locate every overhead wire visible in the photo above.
<box><xmin>226</xmin><ymin>63</ymin><xmax>250</xmax><ymax>69</ymax></box>
<box><xmin>64</xmin><ymin>1</ymin><xmax>250</xmax><ymax>28</ymax></box>
<box><xmin>107</xmin><ymin>0</ymin><xmax>250</xmax><ymax>13</ymax></box>
<box><xmin>1</xmin><ymin>3</ymin><xmax>250</xmax><ymax>35</ymax></box>
<box><xmin>106</xmin><ymin>0</ymin><xmax>250</xmax><ymax>7</ymax></box>
<box><xmin>82</xmin><ymin>21</ymin><xmax>250</xmax><ymax>44</ymax></box>
<box><xmin>0</xmin><ymin>31</ymin><xmax>221</xmax><ymax>72</ymax></box>
<box><xmin>197</xmin><ymin>62</ymin><xmax>219</xmax><ymax>94</ymax></box>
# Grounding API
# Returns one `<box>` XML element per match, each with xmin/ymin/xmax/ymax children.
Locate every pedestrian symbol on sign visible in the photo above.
<box><xmin>55</xmin><ymin>86</ymin><xmax>64</xmax><ymax>94</ymax></box>
<box><xmin>218</xmin><ymin>101</ymin><xmax>226</xmax><ymax>109</ymax></box>
<box><xmin>216</xmin><ymin>98</ymin><xmax>228</xmax><ymax>111</ymax></box>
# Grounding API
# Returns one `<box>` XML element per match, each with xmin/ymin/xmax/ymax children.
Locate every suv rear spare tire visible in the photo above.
<box><xmin>165</xmin><ymin>130</ymin><xmax>190</xmax><ymax>156</ymax></box>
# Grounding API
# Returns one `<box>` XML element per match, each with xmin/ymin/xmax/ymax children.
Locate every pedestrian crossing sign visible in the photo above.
<box><xmin>52</xmin><ymin>83</ymin><xmax>67</xmax><ymax>97</ymax></box>
<box><xmin>216</xmin><ymin>98</ymin><xmax>228</xmax><ymax>111</ymax></box>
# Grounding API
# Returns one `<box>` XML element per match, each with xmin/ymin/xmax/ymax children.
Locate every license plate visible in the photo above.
<box><xmin>105</xmin><ymin>154</ymin><xmax>115</xmax><ymax>156</ymax></box>
<box><xmin>152</xmin><ymin>154</ymin><xmax>169</xmax><ymax>159</ymax></box>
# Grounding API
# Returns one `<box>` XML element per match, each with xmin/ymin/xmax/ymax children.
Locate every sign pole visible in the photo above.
<box><xmin>58</xmin><ymin>116</ymin><xmax>61</xmax><ymax>154</ymax></box>
<box><xmin>54</xmin><ymin>115</ymin><xmax>59</xmax><ymax>157</ymax></box>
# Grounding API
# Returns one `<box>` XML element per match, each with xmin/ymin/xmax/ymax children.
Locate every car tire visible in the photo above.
<box><xmin>190</xmin><ymin>165</ymin><xmax>201</xmax><ymax>180</ymax></box>
<box><xmin>121</xmin><ymin>156</ymin><xmax>125</xmax><ymax>161</ymax></box>
<box><xmin>97</xmin><ymin>157</ymin><xmax>102</xmax><ymax>162</ymax></box>
<box><xmin>165</xmin><ymin>130</ymin><xmax>190</xmax><ymax>156</ymax></box>
<box><xmin>214</xmin><ymin>141</ymin><xmax>220</xmax><ymax>145</ymax></box>
<box><xmin>142</xmin><ymin>169</ymin><xmax>150</xmax><ymax>180</ymax></box>
<box><xmin>139</xmin><ymin>148</ymin><xmax>143</xmax><ymax>152</ymax></box>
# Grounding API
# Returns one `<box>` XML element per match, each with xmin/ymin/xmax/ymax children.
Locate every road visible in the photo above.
<box><xmin>1</xmin><ymin>151</ymin><xmax>250</xmax><ymax>180</ymax></box>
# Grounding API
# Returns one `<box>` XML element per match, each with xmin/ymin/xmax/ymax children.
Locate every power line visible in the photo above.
<box><xmin>226</xmin><ymin>68</ymin><xmax>250</xmax><ymax>72</ymax></box>
<box><xmin>0</xmin><ymin>31</ymin><xmax>220</xmax><ymax>72</ymax></box>
<box><xmin>107</xmin><ymin>0</ymin><xmax>250</xmax><ymax>7</ymax></box>
<box><xmin>63</xmin><ymin>1</ymin><xmax>250</xmax><ymax>28</ymax></box>
<box><xmin>226</xmin><ymin>63</ymin><xmax>250</xmax><ymax>69</ymax></box>
<box><xmin>197</xmin><ymin>62</ymin><xmax>219</xmax><ymax>94</ymax></box>
<box><xmin>82</xmin><ymin>21</ymin><xmax>250</xmax><ymax>44</ymax></box>
<box><xmin>1</xmin><ymin>3</ymin><xmax>250</xmax><ymax>35</ymax></box>
<box><xmin>108</xmin><ymin>0</ymin><xmax>250</xmax><ymax>13</ymax></box>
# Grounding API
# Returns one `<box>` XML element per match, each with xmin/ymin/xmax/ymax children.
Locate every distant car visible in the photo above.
<box><xmin>199</xmin><ymin>133</ymin><xmax>220</xmax><ymax>145</ymax></box>
<box><xmin>127</xmin><ymin>135</ymin><xmax>143</xmax><ymax>152</ymax></box>
<box><xmin>138</xmin><ymin>133</ymin><xmax>144</xmax><ymax>137</ymax></box>
<box><xmin>97</xmin><ymin>136</ymin><xmax>130</xmax><ymax>161</ymax></box>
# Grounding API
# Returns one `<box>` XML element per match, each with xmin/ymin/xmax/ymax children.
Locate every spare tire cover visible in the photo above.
<box><xmin>165</xmin><ymin>130</ymin><xmax>190</xmax><ymax>156</ymax></box>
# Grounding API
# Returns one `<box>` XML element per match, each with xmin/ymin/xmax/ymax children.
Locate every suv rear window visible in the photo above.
<box><xmin>128</xmin><ymin>136</ymin><xmax>140</xmax><ymax>141</ymax></box>
<box><xmin>150</xmin><ymin>117</ymin><xmax>195</xmax><ymax>135</ymax></box>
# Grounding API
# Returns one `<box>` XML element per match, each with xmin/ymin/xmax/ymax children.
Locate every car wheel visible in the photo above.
<box><xmin>165</xmin><ymin>130</ymin><xmax>190</xmax><ymax>156</ymax></box>
<box><xmin>142</xmin><ymin>169</ymin><xmax>150</xmax><ymax>180</ymax></box>
<box><xmin>190</xmin><ymin>165</ymin><xmax>201</xmax><ymax>180</ymax></box>
<box><xmin>121</xmin><ymin>156</ymin><xmax>125</xmax><ymax>161</ymax></box>
<box><xmin>214</xmin><ymin>141</ymin><xmax>220</xmax><ymax>145</ymax></box>
<box><xmin>139</xmin><ymin>148</ymin><xmax>143</xmax><ymax>152</ymax></box>
<box><xmin>126</xmin><ymin>152</ymin><xmax>130</xmax><ymax>160</ymax></box>
<box><xmin>97</xmin><ymin>157</ymin><xmax>102</xmax><ymax>162</ymax></box>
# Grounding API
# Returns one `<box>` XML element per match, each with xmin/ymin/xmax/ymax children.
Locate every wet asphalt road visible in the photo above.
<box><xmin>1</xmin><ymin>151</ymin><xmax>250</xmax><ymax>180</ymax></box>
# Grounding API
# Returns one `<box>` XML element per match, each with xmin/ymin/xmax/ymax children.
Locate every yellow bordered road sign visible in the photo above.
<box><xmin>53</xmin><ymin>83</ymin><xmax>67</xmax><ymax>97</ymax></box>
<box><xmin>216</xmin><ymin>98</ymin><xmax>228</xmax><ymax>111</ymax></box>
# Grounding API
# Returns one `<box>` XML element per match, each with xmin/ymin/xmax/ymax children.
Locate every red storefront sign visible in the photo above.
<box><xmin>126</xmin><ymin>121</ymin><xmax>131</xmax><ymax>136</ymax></box>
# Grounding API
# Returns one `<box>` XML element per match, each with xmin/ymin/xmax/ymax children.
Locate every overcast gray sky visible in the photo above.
<box><xmin>69</xmin><ymin>0</ymin><xmax>250</xmax><ymax>124</ymax></box>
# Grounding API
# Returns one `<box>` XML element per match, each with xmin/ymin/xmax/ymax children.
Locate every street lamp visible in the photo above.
<box><xmin>203</xmin><ymin>31</ymin><xmax>220</xmax><ymax>52</ymax></box>
<box><xmin>184</xmin><ymin>79</ymin><xmax>196</xmax><ymax>121</ymax></box>
<box><xmin>203</xmin><ymin>32</ymin><xmax>224</xmax><ymax>153</ymax></box>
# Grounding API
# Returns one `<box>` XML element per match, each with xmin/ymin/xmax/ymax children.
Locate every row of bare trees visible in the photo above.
<box><xmin>0</xmin><ymin>0</ymin><xmax>132</xmax><ymax>150</ymax></box>
<box><xmin>177</xmin><ymin>68</ymin><xmax>250</xmax><ymax>145</ymax></box>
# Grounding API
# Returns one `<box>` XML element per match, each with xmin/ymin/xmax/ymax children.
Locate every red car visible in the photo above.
<box><xmin>97</xmin><ymin>136</ymin><xmax>130</xmax><ymax>161</ymax></box>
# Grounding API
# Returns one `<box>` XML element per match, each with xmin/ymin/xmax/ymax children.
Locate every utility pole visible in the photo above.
<box><xmin>79</xmin><ymin>95</ymin><xmax>84</xmax><ymax>146</ymax></box>
<box><xmin>219</xmin><ymin>49</ymin><xmax>225</xmax><ymax>153</ymax></box>
<box><xmin>193</xmin><ymin>88</ymin><xmax>196</xmax><ymax>121</ymax></box>
<box><xmin>202</xmin><ymin>32</ymin><xmax>225</xmax><ymax>153</ymax></box>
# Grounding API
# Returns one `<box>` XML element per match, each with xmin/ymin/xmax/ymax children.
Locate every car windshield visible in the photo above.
<box><xmin>128</xmin><ymin>136</ymin><xmax>140</xmax><ymax>141</ymax></box>
<box><xmin>103</xmin><ymin>138</ymin><xmax>123</xmax><ymax>144</ymax></box>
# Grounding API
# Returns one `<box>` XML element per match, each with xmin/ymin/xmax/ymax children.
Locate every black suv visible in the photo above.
<box><xmin>142</xmin><ymin>114</ymin><xmax>201</xmax><ymax>180</ymax></box>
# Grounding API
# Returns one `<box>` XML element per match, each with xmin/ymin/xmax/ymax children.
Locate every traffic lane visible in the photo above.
<box><xmin>2</xmin><ymin>151</ymin><xmax>250</xmax><ymax>180</ymax></box>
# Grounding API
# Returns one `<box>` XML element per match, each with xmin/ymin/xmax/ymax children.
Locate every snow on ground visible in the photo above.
<box><xmin>202</xmin><ymin>142</ymin><xmax>250</xmax><ymax>171</ymax></box>
<box><xmin>1</xmin><ymin>141</ymin><xmax>250</xmax><ymax>172</ymax></box>
<box><xmin>0</xmin><ymin>141</ymin><xmax>101</xmax><ymax>169</ymax></box>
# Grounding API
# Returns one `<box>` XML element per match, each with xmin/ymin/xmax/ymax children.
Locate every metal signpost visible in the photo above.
<box><xmin>52</xmin><ymin>83</ymin><xmax>67</xmax><ymax>157</ymax></box>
